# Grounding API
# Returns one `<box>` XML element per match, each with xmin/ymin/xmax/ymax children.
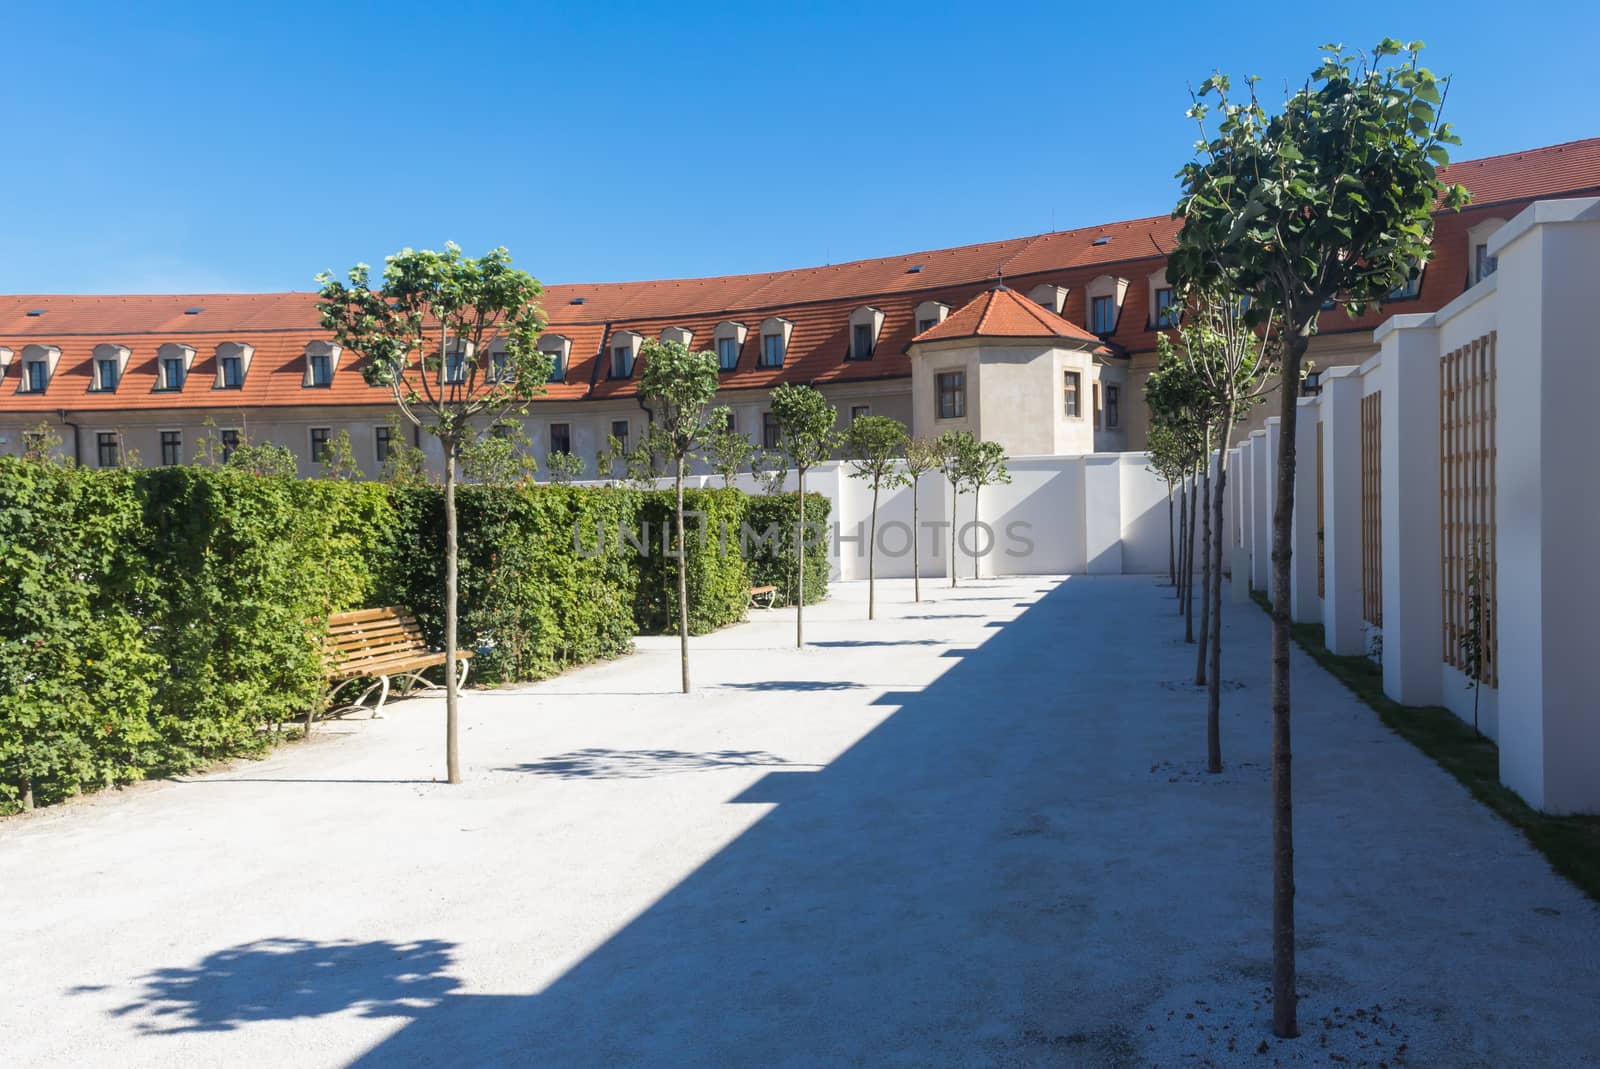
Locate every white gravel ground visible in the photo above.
<box><xmin>3</xmin><ymin>575</ymin><xmax>1597</xmax><ymax>1069</ymax></box>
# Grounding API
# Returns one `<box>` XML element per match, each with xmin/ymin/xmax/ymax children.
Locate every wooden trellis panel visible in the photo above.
<box><xmin>1316</xmin><ymin>420</ymin><xmax>1325</xmax><ymax>599</ymax></box>
<box><xmin>1360</xmin><ymin>392</ymin><xmax>1383</xmax><ymax>626</ymax></box>
<box><xmin>1440</xmin><ymin>332</ymin><xmax>1498</xmax><ymax>687</ymax></box>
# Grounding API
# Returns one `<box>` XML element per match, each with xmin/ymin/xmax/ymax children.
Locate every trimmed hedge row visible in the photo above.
<box><xmin>0</xmin><ymin>459</ymin><xmax>830</xmax><ymax>812</ymax></box>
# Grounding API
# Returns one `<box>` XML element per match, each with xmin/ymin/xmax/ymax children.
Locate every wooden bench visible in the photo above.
<box><xmin>749</xmin><ymin>585</ymin><xmax>779</xmax><ymax>610</ymax></box>
<box><xmin>323</xmin><ymin>607</ymin><xmax>472</xmax><ymax>718</ymax></box>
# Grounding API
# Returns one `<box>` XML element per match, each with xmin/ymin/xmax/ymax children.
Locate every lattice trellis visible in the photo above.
<box><xmin>1361</xmin><ymin>392</ymin><xmax>1383</xmax><ymax>627</ymax></box>
<box><xmin>1440</xmin><ymin>332</ymin><xmax>1498</xmax><ymax>687</ymax></box>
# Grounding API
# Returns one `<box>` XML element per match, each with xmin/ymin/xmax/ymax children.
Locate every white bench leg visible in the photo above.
<box><xmin>371</xmin><ymin>674</ymin><xmax>390</xmax><ymax>719</ymax></box>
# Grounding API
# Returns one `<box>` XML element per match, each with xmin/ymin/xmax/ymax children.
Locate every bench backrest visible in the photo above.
<box><xmin>326</xmin><ymin>607</ymin><xmax>429</xmax><ymax>669</ymax></box>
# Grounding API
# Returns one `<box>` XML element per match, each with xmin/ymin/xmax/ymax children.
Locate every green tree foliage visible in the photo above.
<box><xmin>844</xmin><ymin>416</ymin><xmax>909</xmax><ymax>619</ymax></box>
<box><xmin>704</xmin><ymin>409</ymin><xmax>754</xmax><ymax>488</ymax></box>
<box><xmin>318</xmin><ymin>243</ymin><xmax>552</xmax><ymax>785</ymax></box>
<box><xmin>1167</xmin><ymin>39</ymin><xmax>1470</xmax><ymax>1040</ymax></box>
<box><xmin>744</xmin><ymin>493</ymin><xmax>831</xmax><ymax>607</ymax></box>
<box><xmin>962</xmin><ymin>438</ymin><xmax>1009</xmax><ymax>581</ymax></box>
<box><xmin>460</xmin><ymin>422</ymin><xmax>539</xmax><ymax>487</ymax></box>
<box><xmin>935</xmin><ymin>430</ymin><xmax>979</xmax><ymax>587</ymax></box>
<box><xmin>770</xmin><ymin>384</ymin><xmax>841</xmax><ymax>647</ymax></box>
<box><xmin>319</xmin><ymin>430</ymin><xmax>363</xmax><ymax>481</ymax></box>
<box><xmin>378</xmin><ymin>418</ymin><xmax>431</xmax><ymax>486</ymax></box>
<box><xmin>636</xmin><ymin>339</ymin><xmax>723</xmax><ymax>693</ymax></box>
<box><xmin>545</xmin><ymin>451</ymin><xmax>585</xmax><ymax>483</ymax></box>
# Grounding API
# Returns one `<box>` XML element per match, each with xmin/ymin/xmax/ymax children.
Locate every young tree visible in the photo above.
<box><xmin>770</xmin><ymin>384</ymin><xmax>840</xmax><ymax>647</ymax></box>
<box><xmin>636</xmin><ymin>338</ymin><xmax>722</xmax><ymax>693</ymax></box>
<box><xmin>317</xmin><ymin>244</ymin><xmax>551</xmax><ymax>786</ymax></box>
<box><xmin>378</xmin><ymin>417</ymin><xmax>431</xmax><ymax>486</ymax></box>
<box><xmin>1169</xmin><ymin>40</ymin><xmax>1469</xmax><ymax>1038</ymax></box>
<box><xmin>1145</xmin><ymin>422</ymin><xmax>1187</xmax><ymax>587</ymax></box>
<box><xmin>751</xmin><ymin>448</ymin><xmax>787</xmax><ymax>495</ymax></box>
<box><xmin>936</xmin><ymin>430</ymin><xmax>978</xmax><ymax>587</ymax></box>
<box><xmin>902</xmin><ymin>437</ymin><xmax>943</xmax><ymax>603</ymax></box>
<box><xmin>704</xmin><ymin>409</ymin><xmax>754</xmax><ymax>488</ymax></box>
<box><xmin>963</xmin><ymin>439</ymin><xmax>1010</xmax><ymax>581</ymax></box>
<box><xmin>844</xmin><ymin>415</ymin><xmax>909</xmax><ymax>619</ymax></box>
<box><xmin>460</xmin><ymin>422</ymin><xmax>538</xmax><ymax>486</ymax></box>
<box><xmin>545</xmin><ymin>451</ymin><xmax>585</xmax><ymax>483</ymax></box>
<box><xmin>594</xmin><ymin>433</ymin><xmax>625</xmax><ymax>486</ymax></box>
<box><xmin>1147</xmin><ymin>341</ymin><xmax>1214</xmax><ymax>642</ymax></box>
<box><xmin>318</xmin><ymin>430</ymin><xmax>363</xmax><ymax>480</ymax></box>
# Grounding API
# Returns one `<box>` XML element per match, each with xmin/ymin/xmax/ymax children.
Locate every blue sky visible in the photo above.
<box><xmin>3</xmin><ymin>1</ymin><xmax>1596</xmax><ymax>294</ymax></box>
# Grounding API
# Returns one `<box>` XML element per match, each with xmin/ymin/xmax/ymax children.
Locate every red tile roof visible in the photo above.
<box><xmin>914</xmin><ymin>286</ymin><xmax>1104</xmax><ymax>345</ymax></box>
<box><xmin>4</xmin><ymin>137</ymin><xmax>1598</xmax><ymax>415</ymax></box>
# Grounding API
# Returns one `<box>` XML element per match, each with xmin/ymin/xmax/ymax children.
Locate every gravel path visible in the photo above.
<box><xmin>3</xmin><ymin>575</ymin><xmax>1597</xmax><ymax>1068</ymax></box>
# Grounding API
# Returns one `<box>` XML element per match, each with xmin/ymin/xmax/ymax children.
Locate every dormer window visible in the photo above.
<box><xmin>713</xmin><ymin>321</ymin><xmax>748</xmax><ymax>372</ymax></box>
<box><xmin>443</xmin><ymin>344</ymin><xmax>468</xmax><ymax>385</ymax></box>
<box><xmin>215</xmin><ymin>342</ymin><xmax>252</xmax><ymax>389</ymax></box>
<box><xmin>0</xmin><ymin>347</ymin><xmax>11</xmax><ymax>388</ymax></box>
<box><xmin>609</xmin><ymin>331</ymin><xmax>642</xmax><ymax>378</ymax></box>
<box><xmin>847</xmin><ymin>306</ymin><xmax>883</xmax><ymax>360</ymax></box>
<box><xmin>1091</xmin><ymin>296</ymin><xmax>1116</xmax><ymax>334</ymax></box>
<box><xmin>758</xmin><ymin>318</ymin><xmax>792</xmax><ymax>369</ymax></box>
<box><xmin>18</xmin><ymin>344</ymin><xmax>61</xmax><ymax>393</ymax></box>
<box><xmin>92</xmin><ymin>344</ymin><xmax>131</xmax><ymax>392</ymax></box>
<box><xmin>301</xmin><ymin>341</ymin><xmax>342</xmax><ymax>388</ymax></box>
<box><xmin>1467</xmin><ymin>218</ymin><xmax>1507</xmax><ymax>285</ymax></box>
<box><xmin>1085</xmin><ymin>274</ymin><xmax>1129</xmax><ymax>336</ymax></box>
<box><xmin>155</xmin><ymin>343</ymin><xmax>195</xmax><ymax>392</ymax></box>
<box><xmin>1154</xmin><ymin>288</ymin><xmax>1176</xmax><ymax>327</ymax></box>
<box><xmin>660</xmin><ymin>326</ymin><xmax>694</xmax><ymax>348</ymax></box>
<box><xmin>913</xmin><ymin>300</ymin><xmax>950</xmax><ymax>336</ymax></box>
<box><xmin>539</xmin><ymin>334</ymin><xmax>571</xmax><ymax>382</ymax></box>
<box><xmin>1027</xmin><ymin>284</ymin><xmax>1069</xmax><ymax>316</ymax></box>
<box><xmin>1387</xmin><ymin>263</ymin><xmax>1423</xmax><ymax>301</ymax></box>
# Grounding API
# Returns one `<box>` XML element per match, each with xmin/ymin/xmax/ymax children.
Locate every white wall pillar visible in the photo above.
<box><xmin>1374</xmin><ymin>315</ymin><xmax>1443</xmax><ymax>706</ymax></box>
<box><xmin>1318</xmin><ymin>367</ymin><xmax>1366</xmax><ymax>655</ymax></box>
<box><xmin>1261</xmin><ymin>417</ymin><xmax>1282</xmax><ymax>603</ymax></box>
<box><xmin>1288</xmin><ymin>398</ymin><xmax>1321</xmax><ymax>623</ymax></box>
<box><xmin>1249</xmin><ymin>428</ymin><xmax>1270</xmax><ymax>593</ymax></box>
<box><xmin>1491</xmin><ymin>199</ymin><xmax>1600</xmax><ymax>813</ymax></box>
<box><xmin>1083</xmin><ymin>454</ymin><xmax>1123</xmax><ymax>574</ymax></box>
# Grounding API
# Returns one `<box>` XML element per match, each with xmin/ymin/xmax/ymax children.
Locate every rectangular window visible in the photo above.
<box><xmin>936</xmin><ymin>371</ymin><xmax>965</xmax><ymax>420</ymax></box>
<box><xmin>1106</xmin><ymin>384</ymin><xmax>1120</xmax><ymax>429</ymax></box>
<box><xmin>549</xmin><ymin>422</ymin><xmax>572</xmax><ymax>455</ymax></box>
<box><xmin>917</xmin><ymin>318</ymin><xmax>939</xmax><ymax>335</ymax></box>
<box><xmin>610</xmin><ymin>419</ymin><xmax>629</xmax><ymax>453</ymax></box>
<box><xmin>1091</xmin><ymin>295</ymin><xmax>1116</xmax><ymax>335</ymax></box>
<box><xmin>96</xmin><ymin>358</ymin><xmax>120</xmax><ymax>391</ymax></box>
<box><xmin>1154</xmin><ymin>288</ymin><xmax>1176</xmax><ymax>327</ymax></box>
<box><xmin>161</xmin><ymin>356</ymin><xmax>186</xmax><ymax>391</ymax></box>
<box><xmin>760</xmin><ymin>333</ymin><xmax>784</xmax><ymax>368</ymax></box>
<box><xmin>717</xmin><ymin>336</ymin><xmax>739</xmax><ymax>371</ymax></box>
<box><xmin>221</xmin><ymin>429</ymin><xmax>240</xmax><ymax>463</ymax></box>
<box><xmin>852</xmin><ymin>323</ymin><xmax>874</xmax><ymax>359</ymax></box>
<box><xmin>308</xmin><ymin>353</ymin><xmax>332</xmax><ymax>387</ymax></box>
<box><xmin>1093</xmin><ymin>382</ymin><xmax>1103</xmax><ymax>430</ymax></box>
<box><xmin>762</xmin><ymin>411</ymin><xmax>780</xmax><ymax>449</ymax></box>
<box><xmin>21</xmin><ymin>430</ymin><xmax>47</xmax><ymax>457</ymax></box>
<box><xmin>444</xmin><ymin>348</ymin><xmax>466</xmax><ymax>385</ymax></box>
<box><xmin>220</xmin><ymin>355</ymin><xmax>243</xmax><ymax>388</ymax></box>
<box><xmin>1063</xmin><ymin>371</ymin><xmax>1081</xmax><ymax>417</ymax></box>
<box><xmin>611</xmin><ymin>345</ymin><xmax>633</xmax><ymax>378</ymax></box>
<box><xmin>96</xmin><ymin>431</ymin><xmax>119</xmax><ymax>469</ymax></box>
<box><xmin>25</xmin><ymin>361</ymin><xmax>47</xmax><ymax>392</ymax></box>
<box><xmin>160</xmin><ymin>430</ymin><xmax>182</xmax><ymax>466</ymax></box>
<box><xmin>489</xmin><ymin>350</ymin><xmax>508</xmax><ymax>384</ymax></box>
<box><xmin>545</xmin><ymin>347</ymin><xmax>566</xmax><ymax>382</ymax></box>
<box><xmin>850</xmin><ymin>405</ymin><xmax>870</xmax><ymax>422</ymax></box>
<box><xmin>1475</xmin><ymin>243</ymin><xmax>1498</xmax><ymax>283</ymax></box>
<box><xmin>375</xmin><ymin>425</ymin><xmax>394</xmax><ymax>463</ymax></box>
<box><xmin>310</xmin><ymin>427</ymin><xmax>331</xmax><ymax>462</ymax></box>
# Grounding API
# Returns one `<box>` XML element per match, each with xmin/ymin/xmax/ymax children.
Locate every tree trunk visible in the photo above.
<box><xmin>1270</xmin><ymin>334</ymin><xmax>1307</xmax><ymax>1040</ymax></box>
<box><xmin>795</xmin><ymin>471</ymin><xmax>806</xmax><ymax>649</ymax></box>
<box><xmin>971</xmin><ymin>485</ymin><xmax>980</xmax><ymax>581</ymax></box>
<box><xmin>1195</xmin><ymin>434</ymin><xmax>1213</xmax><ymax>683</ymax></box>
<box><xmin>1207</xmin><ymin>398</ymin><xmax>1235</xmax><ymax>776</ymax></box>
<box><xmin>868</xmin><ymin>483</ymin><xmax>878</xmax><ymax>620</ymax></box>
<box><xmin>20</xmin><ymin>773</ymin><xmax>33</xmax><ymax>812</ymax></box>
<box><xmin>444</xmin><ymin>436</ymin><xmax>462</xmax><ymax>786</ymax></box>
<box><xmin>676</xmin><ymin>465</ymin><xmax>690</xmax><ymax>693</ymax></box>
<box><xmin>1177</xmin><ymin>482</ymin><xmax>1188</xmax><ymax>609</ymax></box>
<box><xmin>949</xmin><ymin>480</ymin><xmax>958</xmax><ymax>588</ymax></box>
<box><xmin>1171</xmin><ymin>489</ymin><xmax>1184</xmax><ymax>588</ymax></box>
<box><xmin>1184</xmin><ymin>472</ymin><xmax>1196</xmax><ymax>642</ymax></box>
<box><xmin>912</xmin><ymin>479</ymin><xmax>921</xmax><ymax>604</ymax></box>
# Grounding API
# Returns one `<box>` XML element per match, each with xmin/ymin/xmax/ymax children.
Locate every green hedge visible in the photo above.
<box><xmin>0</xmin><ymin>463</ymin><xmax>828</xmax><ymax>812</ymax></box>
<box><xmin>744</xmin><ymin>492</ymin><xmax>831</xmax><ymax>606</ymax></box>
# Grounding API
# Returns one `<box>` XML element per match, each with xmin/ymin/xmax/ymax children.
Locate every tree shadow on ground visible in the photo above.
<box><xmin>497</xmin><ymin>749</ymin><xmax>802</xmax><ymax>780</ymax></box>
<box><xmin>73</xmin><ymin>938</ymin><xmax>459</xmax><ymax>1035</ymax></box>
<box><xmin>717</xmin><ymin>680</ymin><xmax>866</xmax><ymax>691</ymax></box>
<box><xmin>806</xmin><ymin>639</ymin><xmax>943</xmax><ymax>648</ymax></box>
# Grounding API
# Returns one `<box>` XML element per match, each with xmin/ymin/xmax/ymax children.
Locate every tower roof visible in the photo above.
<box><xmin>912</xmin><ymin>285</ymin><xmax>1103</xmax><ymax>346</ymax></box>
